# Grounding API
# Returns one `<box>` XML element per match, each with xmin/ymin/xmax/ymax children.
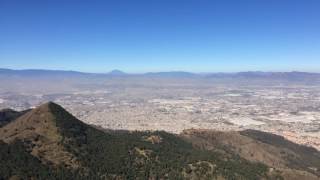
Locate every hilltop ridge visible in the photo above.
<box><xmin>0</xmin><ymin>102</ymin><xmax>85</xmax><ymax>168</ymax></box>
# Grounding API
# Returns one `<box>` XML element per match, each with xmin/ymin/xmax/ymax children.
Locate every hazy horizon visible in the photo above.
<box><xmin>1</xmin><ymin>67</ymin><xmax>320</xmax><ymax>74</ymax></box>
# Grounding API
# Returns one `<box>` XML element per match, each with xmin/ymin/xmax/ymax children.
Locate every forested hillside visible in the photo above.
<box><xmin>0</xmin><ymin>102</ymin><xmax>319</xmax><ymax>180</ymax></box>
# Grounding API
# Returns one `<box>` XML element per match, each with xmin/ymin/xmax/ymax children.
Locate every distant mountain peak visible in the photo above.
<box><xmin>108</xmin><ymin>69</ymin><xmax>126</xmax><ymax>75</ymax></box>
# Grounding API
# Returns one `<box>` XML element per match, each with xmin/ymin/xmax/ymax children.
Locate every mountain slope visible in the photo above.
<box><xmin>0</xmin><ymin>108</ymin><xmax>29</xmax><ymax>127</ymax></box>
<box><xmin>0</xmin><ymin>102</ymin><xmax>83</xmax><ymax>168</ymax></box>
<box><xmin>181</xmin><ymin>129</ymin><xmax>320</xmax><ymax>178</ymax></box>
<box><xmin>0</xmin><ymin>102</ymin><xmax>319</xmax><ymax>179</ymax></box>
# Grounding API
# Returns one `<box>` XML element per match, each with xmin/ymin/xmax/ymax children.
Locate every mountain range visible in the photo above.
<box><xmin>0</xmin><ymin>102</ymin><xmax>319</xmax><ymax>179</ymax></box>
<box><xmin>1</xmin><ymin>68</ymin><xmax>320</xmax><ymax>80</ymax></box>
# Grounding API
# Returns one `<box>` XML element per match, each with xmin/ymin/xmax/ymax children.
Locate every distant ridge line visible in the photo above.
<box><xmin>1</xmin><ymin>68</ymin><xmax>320</xmax><ymax>78</ymax></box>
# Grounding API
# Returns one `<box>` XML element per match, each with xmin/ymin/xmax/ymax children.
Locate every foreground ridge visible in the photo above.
<box><xmin>0</xmin><ymin>102</ymin><xmax>319</xmax><ymax>179</ymax></box>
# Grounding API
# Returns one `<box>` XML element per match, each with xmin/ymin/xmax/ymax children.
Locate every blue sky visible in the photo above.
<box><xmin>0</xmin><ymin>0</ymin><xmax>320</xmax><ymax>73</ymax></box>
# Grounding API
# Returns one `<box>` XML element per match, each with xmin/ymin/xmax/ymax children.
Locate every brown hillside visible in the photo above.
<box><xmin>181</xmin><ymin>129</ymin><xmax>320</xmax><ymax>178</ymax></box>
<box><xmin>0</xmin><ymin>102</ymin><xmax>81</xmax><ymax>168</ymax></box>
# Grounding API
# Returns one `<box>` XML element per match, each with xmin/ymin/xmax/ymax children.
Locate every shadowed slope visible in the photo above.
<box><xmin>0</xmin><ymin>108</ymin><xmax>29</xmax><ymax>127</ymax></box>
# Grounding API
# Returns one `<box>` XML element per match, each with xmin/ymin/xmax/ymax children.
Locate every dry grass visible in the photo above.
<box><xmin>0</xmin><ymin>102</ymin><xmax>80</xmax><ymax>168</ymax></box>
